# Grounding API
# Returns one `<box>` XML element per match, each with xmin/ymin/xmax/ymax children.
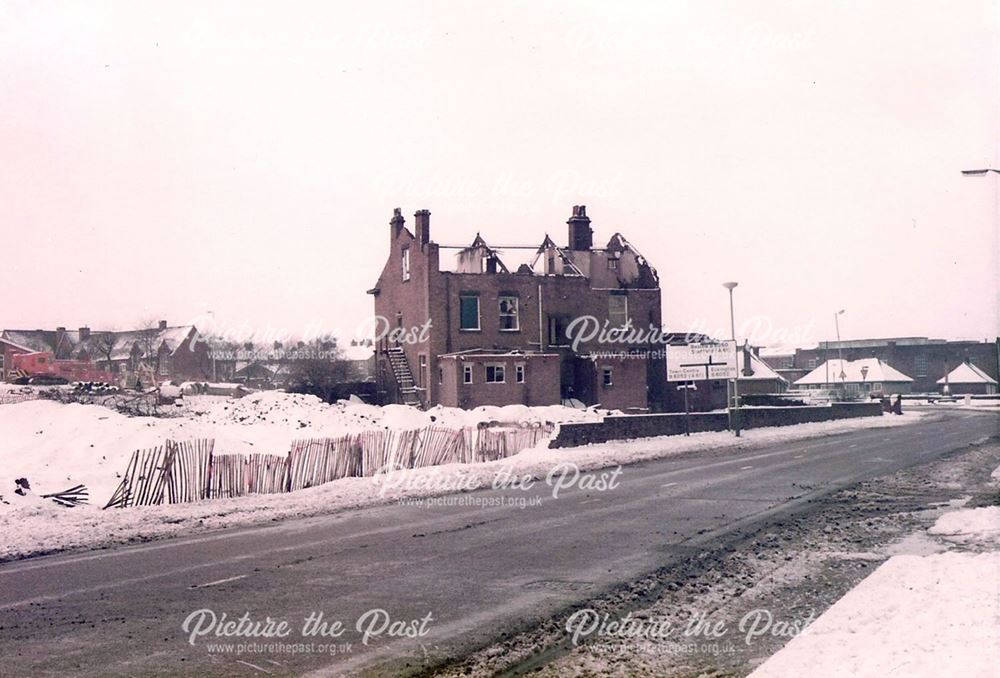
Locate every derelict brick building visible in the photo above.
<box><xmin>368</xmin><ymin>206</ymin><xmax>665</xmax><ymax>410</ymax></box>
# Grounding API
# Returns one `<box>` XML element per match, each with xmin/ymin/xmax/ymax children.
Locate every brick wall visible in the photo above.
<box><xmin>439</xmin><ymin>354</ymin><xmax>561</xmax><ymax>408</ymax></box>
<box><xmin>549</xmin><ymin>402</ymin><xmax>883</xmax><ymax>447</ymax></box>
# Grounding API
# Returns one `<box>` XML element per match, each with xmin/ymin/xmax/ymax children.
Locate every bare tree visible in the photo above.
<box><xmin>286</xmin><ymin>339</ymin><xmax>350</xmax><ymax>402</ymax></box>
<box><xmin>134</xmin><ymin>318</ymin><xmax>163</xmax><ymax>373</ymax></box>
<box><xmin>92</xmin><ymin>331</ymin><xmax>119</xmax><ymax>375</ymax></box>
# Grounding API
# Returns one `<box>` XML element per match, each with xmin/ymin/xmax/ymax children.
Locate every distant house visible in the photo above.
<box><xmin>0</xmin><ymin>336</ymin><xmax>33</xmax><ymax>381</ymax></box>
<box><xmin>1</xmin><ymin>321</ymin><xmax>212</xmax><ymax>384</ymax></box>
<box><xmin>794</xmin><ymin>358</ymin><xmax>913</xmax><ymax>396</ymax></box>
<box><xmin>736</xmin><ymin>348</ymin><xmax>789</xmax><ymax>395</ymax></box>
<box><xmin>341</xmin><ymin>341</ymin><xmax>376</xmax><ymax>382</ymax></box>
<box><xmin>661</xmin><ymin>336</ymin><xmax>787</xmax><ymax>412</ymax></box>
<box><xmin>937</xmin><ymin>361</ymin><xmax>998</xmax><ymax>395</ymax></box>
<box><xmin>776</xmin><ymin>337</ymin><xmax>999</xmax><ymax>393</ymax></box>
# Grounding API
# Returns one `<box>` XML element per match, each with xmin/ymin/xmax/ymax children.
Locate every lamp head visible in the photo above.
<box><xmin>722</xmin><ymin>282</ymin><xmax>738</xmax><ymax>290</ymax></box>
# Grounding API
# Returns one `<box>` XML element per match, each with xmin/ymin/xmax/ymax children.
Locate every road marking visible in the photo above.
<box><xmin>235</xmin><ymin>659</ymin><xmax>273</xmax><ymax>674</ymax></box>
<box><xmin>190</xmin><ymin>574</ymin><xmax>247</xmax><ymax>589</ymax></box>
<box><xmin>849</xmin><ymin>444</ymin><xmax>858</xmax><ymax>448</ymax></box>
<box><xmin>793</xmin><ymin>454</ymin><xmax>804</xmax><ymax>459</ymax></box>
<box><xmin>661</xmin><ymin>482</ymin><xmax>678</xmax><ymax>487</ymax></box>
<box><xmin>740</xmin><ymin>465</ymin><xmax>753</xmax><ymax>470</ymax></box>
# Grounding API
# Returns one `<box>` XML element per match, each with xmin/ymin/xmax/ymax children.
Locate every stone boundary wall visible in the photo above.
<box><xmin>550</xmin><ymin>402</ymin><xmax>884</xmax><ymax>448</ymax></box>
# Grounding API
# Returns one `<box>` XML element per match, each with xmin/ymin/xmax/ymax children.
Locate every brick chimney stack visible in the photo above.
<box><xmin>414</xmin><ymin>209</ymin><xmax>431</xmax><ymax>246</ymax></box>
<box><xmin>567</xmin><ymin>205</ymin><xmax>593</xmax><ymax>251</ymax></box>
<box><xmin>79</xmin><ymin>326</ymin><xmax>91</xmax><ymax>340</ymax></box>
<box><xmin>158</xmin><ymin>320</ymin><xmax>168</xmax><ymax>330</ymax></box>
<box><xmin>390</xmin><ymin>207</ymin><xmax>405</xmax><ymax>240</ymax></box>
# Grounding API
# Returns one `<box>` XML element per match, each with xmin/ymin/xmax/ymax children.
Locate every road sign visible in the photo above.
<box><xmin>666</xmin><ymin>341</ymin><xmax>738</xmax><ymax>382</ymax></box>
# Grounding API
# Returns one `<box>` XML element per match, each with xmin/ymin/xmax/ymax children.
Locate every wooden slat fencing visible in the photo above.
<box><xmin>164</xmin><ymin>439</ymin><xmax>213</xmax><ymax>504</ymax></box>
<box><xmin>104</xmin><ymin>422</ymin><xmax>555</xmax><ymax>509</ymax></box>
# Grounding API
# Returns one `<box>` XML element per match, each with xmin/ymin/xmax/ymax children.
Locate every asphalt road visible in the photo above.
<box><xmin>1</xmin><ymin>410</ymin><xmax>997</xmax><ymax>677</ymax></box>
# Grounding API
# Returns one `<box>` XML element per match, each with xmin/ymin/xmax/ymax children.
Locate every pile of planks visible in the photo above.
<box><xmin>0</xmin><ymin>392</ymin><xmax>40</xmax><ymax>406</ymax></box>
<box><xmin>41</xmin><ymin>484</ymin><xmax>89</xmax><ymax>507</ymax></box>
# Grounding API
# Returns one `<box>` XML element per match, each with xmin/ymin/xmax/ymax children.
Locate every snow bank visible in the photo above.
<box><xmin>749</xmin><ymin>552</ymin><xmax>1000</xmax><ymax>678</ymax></box>
<box><xmin>0</xmin><ymin>395</ymin><xmax>608</xmax><ymax>512</ymax></box>
<box><xmin>0</xmin><ymin>406</ymin><xmax>924</xmax><ymax>561</ymax></box>
<box><xmin>928</xmin><ymin>506</ymin><xmax>1000</xmax><ymax>545</ymax></box>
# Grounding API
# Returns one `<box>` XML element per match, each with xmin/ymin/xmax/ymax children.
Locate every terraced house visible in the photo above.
<box><xmin>369</xmin><ymin>206</ymin><xmax>665</xmax><ymax>410</ymax></box>
<box><xmin>0</xmin><ymin>322</ymin><xmax>212</xmax><ymax>384</ymax></box>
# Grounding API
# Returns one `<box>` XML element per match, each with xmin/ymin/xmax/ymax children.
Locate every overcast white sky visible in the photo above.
<box><xmin>2</xmin><ymin>1</ymin><xmax>998</xmax><ymax>347</ymax></box>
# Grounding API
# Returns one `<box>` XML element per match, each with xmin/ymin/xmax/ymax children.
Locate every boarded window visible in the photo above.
<box><xmin>499</xmin><ymin>296</ymin><xmax>519</xmax><ymax>331</ymax></box>
<box><xmin>459</xmin><ymin>294</ymin><xmax>480</xmax><ymax>330</ymax></box>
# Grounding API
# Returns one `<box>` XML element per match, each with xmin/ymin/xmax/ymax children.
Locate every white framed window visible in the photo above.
<box><xmin>515</xmin><ymin>363</ymin><xmax>525</xmax><ymax>383</ymax></box>
<box><xmin>418</xmin><ymin>354</ymin><xmax>427</xmax><ymax>387</ymax></box>
<box><xmin>463</xmin><ymin>364</ymin><xmax>473</xmax><ymax>384</ymax></box>
<box><xmin>608</xmin><ymin>293</ymin><xmax>628</xmax><ymax>328</ymax></box>
<box><xmin>459</xmin><ymin>294</ymin><xmax>480</xmax><ymax>330</ymax></box>
<box><xmin>602</xmin><ymin>367</ymin><xmax>613</xmax><ymax>386</ymax></box>
<box><xmin>438</xmin><ymin>367</ymin><xmax>443</xmax><ymax>385</ymax></box>
<box><xmin>499</xmin><ymin>296</ymin><xmax>519</xmax><ymax>331</ymax></box>
<box><xmin>401</xmin><ymin>247</ymin><xmax>411</xmax><ymax>282</ymax></box>
<box><xmin>485</xmin><ymin>364</ymin><xmax>505</xmax><ymax>383</ymax></box>
<box><xmin>607</xmin><ymin>258</ymin><xmax>618</xmax><ymax>270</ymax></box>
<box><xmin>159</xmin><ymin>354</ymin><xmax>170</xmax><ymax>376</ymax></box>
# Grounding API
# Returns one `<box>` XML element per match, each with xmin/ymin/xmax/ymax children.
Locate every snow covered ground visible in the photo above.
<box><xmin>0</xmin><ymin>394</ymin><xmax>923</xmax><ymax>561</ymax></box>
<box><xmin>751</xmin><ymin>487</ymin><xmax>1000</xmax><ymax>677</ymax></box>
<box><xmin>0</xmin><ymin>393</ymin><xmax>608</xmax><ymax>513</ymax></box>
<box><xmin>748</xmin><ymin>551</ymin><xmax>1000</xmax><ymax>678</ymax></box>
<box><xmin>928</xmin><ymin>505</ymin><xmax>1000</xmax><ymax>546</ymax></box>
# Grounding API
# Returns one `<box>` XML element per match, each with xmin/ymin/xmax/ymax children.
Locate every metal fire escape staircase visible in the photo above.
<box><xmin>385</xmin><ymin>346</ymin><xmax>421</xmax><ymax>406</ymax></box>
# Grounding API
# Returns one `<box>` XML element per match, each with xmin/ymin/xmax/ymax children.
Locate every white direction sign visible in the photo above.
<box><xmin>666</xmin><ymin>341</ymin><xmax>738</xmax><ymax>382</ymax></box>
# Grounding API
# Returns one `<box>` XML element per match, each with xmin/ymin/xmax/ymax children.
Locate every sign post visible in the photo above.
<box><xmin>667</xmin><ymin>342</ymin><xmax>738</xmax><ymax>435</ymax></box>
<box><xmin>675</xmin><ymin>381</ymin><xmax>697</xmax><ymax>435</ymax></box>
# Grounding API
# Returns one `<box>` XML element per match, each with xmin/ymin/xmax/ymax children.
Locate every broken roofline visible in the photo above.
<box><xmin>437</xmin><ymin>235</ymin><xmax>657</xmax><ymax>282</ymax></box>
<box><xmin>384</xmin><ymin>205</ymin><xmax>660</xmax><ymax>286</ymax></box>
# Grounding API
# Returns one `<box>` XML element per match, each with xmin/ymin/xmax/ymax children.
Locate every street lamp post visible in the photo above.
<box><xmin>723</xmin><ymin>282</ymin><xmax>740</xmax><ymax>437</ymax></box>
<box><xmin>835</xmin><ymin>310</ymin><xmax>845</xmax><ymax>398</ymax></box>
<box><xmin>962</xmin><ymin>168</ymin><xmax>1000</xmax><ymax>385</ymax></box>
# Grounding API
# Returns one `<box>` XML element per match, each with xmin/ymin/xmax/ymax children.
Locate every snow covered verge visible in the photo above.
<box><xmin>748</xmin><ymin>551</ymin><xmax>1000</xmax><ymax>678</ymax></box>
<box><xmin>0</xmin><ymin>393</ymin><xmax>608</xmax><ymax>512</ymax></box>
<box><xmin>928</xmin><ymin>505</ymin><xmax>1000</xmax><ymax>545</ymax></box>
<box><xmin>0</xmin><ymin>399</ymin><xmax>924</xmax><ymax>562</ymax></box>
<box><xmin>751</xmin><ymin>480</ymin><xmax>1000</xmax><ymax>678</ymax></box>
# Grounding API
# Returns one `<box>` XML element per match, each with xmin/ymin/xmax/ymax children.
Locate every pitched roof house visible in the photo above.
<box><xmin>937</xmin><ymin>361</ymin><xmax>998</xmax><ymax>395</ymax></box>
<box><xmin>1</xmin><ymin>322</ymin><xmax>212</xmax><ymax>382</ymax></box>
<box><xmin>795</xmin><ymin>358</ymin><xmax>914</xmax><ymax>395</ymax></box>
